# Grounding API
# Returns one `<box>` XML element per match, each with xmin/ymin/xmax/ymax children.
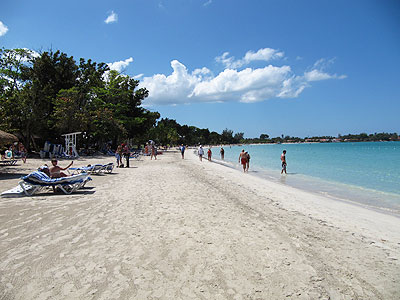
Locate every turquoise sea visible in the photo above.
<box><xmin>213</xmin><ymin>142</ymin><xmax>400</xmax><ymax>214</ymax></box>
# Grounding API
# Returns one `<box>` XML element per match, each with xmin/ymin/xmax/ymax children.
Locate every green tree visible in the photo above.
<box><xmin>24</xmin><ymin>50</ymin><xmax>78</xmax><ymax>145</ymax></box>
<box><xmin>221</xmin><ymin>128</ymin><xmax>234</xmax><ymax>144</ymax></box>
<box><xmin>233</xmin><ymin>132</ymin><xmax>244</xmax><ymax>143</ymax></box>
<box><xmin>0</xmin><ymin>48</ymin><xmax>36</xmax><ymax>148</ymax></box>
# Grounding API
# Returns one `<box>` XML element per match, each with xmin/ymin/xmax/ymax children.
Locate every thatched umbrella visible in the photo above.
<box><xmin>0</xmin><ymin>130</ymin><xmax>18</xmax><ymax>146</ymax></box>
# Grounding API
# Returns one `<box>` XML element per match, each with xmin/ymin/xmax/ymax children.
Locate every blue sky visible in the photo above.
<box><xmin>1</xmin><ymin>0</ymin><xmax>399</xmax><ymax>138</ymax></box>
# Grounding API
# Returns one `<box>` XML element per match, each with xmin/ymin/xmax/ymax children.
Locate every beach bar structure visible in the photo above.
<box><xmin>61</xmin><ymin>132</ymin><xmax>81</xmax><ymax>158</ymax></box>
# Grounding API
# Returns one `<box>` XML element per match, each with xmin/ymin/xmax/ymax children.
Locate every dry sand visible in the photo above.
<box><xmin>0</xmin><ymin>150</ymin><xmax>399</xmax><ymax>300</ymax></box>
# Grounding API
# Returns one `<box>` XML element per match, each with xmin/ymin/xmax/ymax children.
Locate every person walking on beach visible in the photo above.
<box><xmin>281</xmin><ymin>150</ymin><xmax>287</xmax><ymax>174</ymax></box>
<box><xmin>123</xmin><ymin>143</ymin><xmax>130</xmax><ymax>168</ymax></box>
<box><xmin>151</xmin><ymin>144</ymin><xmax>157</xmax><ymax>160</ymax></box>
<box><xmin>116</xmin><ymin>144</ymin><xmax>123</xmax><ymax>167</ymax></box>
<box><xmin>198</xmin><ymin>145</ymin><xmax>204</xmax><ymax>161</ymax></box>
<box><xmin>180</xmin><ymin>144</ymin><xmax>185</xmax><ymax>159</ymax></box>
<box><xmin>220</xmin><ymin>147</ymin><xmax>225</xmax><ymax>160</ymax></box>
<box><xmin>207</xmin><ymin>147</ymin><xmax>212</xmax><ymax>161</ymax></box>
<box><xmin>239</xmin><ymin>149</ymin><xmax>248</xmax><ymax>173</ymax></box>
<box><xmin>246</xmin><ymin>151</ymin><xmax>250</xmax><ymax>172</ymax></box>
<box><xmin>18</xmin><ymin>142</ymin><xmax>27</xmax><ymax>163</ymax></box>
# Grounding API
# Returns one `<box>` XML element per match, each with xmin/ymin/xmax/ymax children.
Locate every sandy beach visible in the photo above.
<box><xmin>0</xmin><ymin>150</ymin><xmax>399</xmax><ymax>300</ymax></box>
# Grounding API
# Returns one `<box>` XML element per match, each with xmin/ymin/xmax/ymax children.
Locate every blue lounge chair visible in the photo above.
<box><xmin>17</xmin><ymin>171</ymin><xmax>91</xmax><ymax>196</ymax></box>
<box><xmin>0</xmin><ymin>159</ymin><xmax>17</xmax><ymax>166</ymax></box>
<box><xmin>69</xmin><ymin>163</ymin><xmax>114</xmax><ymax>175</ymax></box>
<box><xmin>101</xmin><ymin>162</ymin><xmax>114</xmax><ymax>173</ymax></box>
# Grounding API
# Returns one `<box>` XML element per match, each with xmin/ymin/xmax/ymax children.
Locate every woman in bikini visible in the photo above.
<box><xmin>49</xmin><ymin>159</ymin><xmax>73</xmax><ymax>178</ymax></box>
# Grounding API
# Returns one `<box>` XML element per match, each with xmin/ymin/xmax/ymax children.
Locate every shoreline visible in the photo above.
<box><xmin>211</xmin><ymin>156</ymin><xmax>400</xmax><ymax>217</ymax></box>
<box><xmin>209</xmin><ymin>142</ymin><xmax>400</xmax><ymax>216</ymax></box>
<box><xmin>187</xmin><ymin>150</ymin><xmax>400</xmax><ymax>243</ymax></box>
<box><xmin>1</xmin><ymin>152</ymin><xmax>399</xmax><ymax>299</ymax></box>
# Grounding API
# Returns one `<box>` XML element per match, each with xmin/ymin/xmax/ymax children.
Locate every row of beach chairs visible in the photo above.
<box><xmin>1</xmin><ymin>162</ymin><xmax>114</xmax><ymax>197</ymax></box>
<box><xmin>69</xmin><ymin>163</ymin><xmax>114</xmax><ymax>175</ymax></box>
<box><xmin>0</xmin><ymin>159</ymin><xmax>18</xmax><ymax>166</ymax></box>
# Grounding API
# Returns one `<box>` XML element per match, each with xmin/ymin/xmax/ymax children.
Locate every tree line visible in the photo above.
<box><xmin>0</xmin><ymin>48</ymin><xmax>246</xmax><ymax>151</ymax></box>
<box><xmin>1</xmin><ymin>48</ymin><xmax>398</xmax><ymax>153</ymax></box>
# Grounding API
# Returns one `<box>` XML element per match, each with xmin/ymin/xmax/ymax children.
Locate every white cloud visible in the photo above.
<box><xmin>105</xmin><ymin>11</ymin><xmax>118</xmax><ymax>24</ymax></box>
<box><xmin>140</xmin><ymin>60</ymin><xmax>203</xmax><ymax>105</ymax></box>
<box><xmin>204</xmin><ymin>0</ymin><xmax>212</xmax><ymax>6</ymax></box>
<box><xmin>0</xmin><ymin>21</ymin><xmax>9</xmax><ymax>36</ymax></box>
<box><xmin>21</xmin><ymin>48</ymin><xmax>40</xmax><ymax>60</ymax></box>
<box><xmin>190</xmin><ymin>65</ymin><xmax>291</xmax><ymax>103</ymax></box>
<box><xmin>304</xmin><ymin>58</ymin><xmax>347</xmax><ymax>81</ymax></box>
<box><xmin>133</xmin><ymin>73</ymin><xmax>144</xmax><ymax>80</ymax></box>
<box><xmin>139</xmin><ymin>49</ymin><xmax>346</xmax><ymax>106</ymax></box>
<box><xmin>215</xmin><ymin>48</ymin><xmax>284</xmax><ymax>69</ymax></box>
<box><xmin>107</xmin><ymin>57</ymin><xmax>133</xmax><ymax>72</ymax></box>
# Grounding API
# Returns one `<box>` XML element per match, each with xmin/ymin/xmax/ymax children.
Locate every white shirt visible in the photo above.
<box><xmin>198</xmin><ymin>147</ymin><xmax>204</xmax><ymax>155</ymax></box>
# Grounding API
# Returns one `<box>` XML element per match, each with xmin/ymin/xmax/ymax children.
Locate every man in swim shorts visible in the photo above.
<box><xmin>281</xmin><ymin>150</ymin><xmax>287</xmax><ymax>174</ymax></box>
<box><xmin>239</xmin><ymin>149</ymin><xmax>247</xmax><ymax>173</ymax></box>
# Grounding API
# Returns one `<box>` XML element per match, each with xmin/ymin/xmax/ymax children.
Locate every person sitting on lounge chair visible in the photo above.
<box><xmin>50</xmin><ymin>159</ymin><xmax>73</xmax><ymax>178</ymax></box>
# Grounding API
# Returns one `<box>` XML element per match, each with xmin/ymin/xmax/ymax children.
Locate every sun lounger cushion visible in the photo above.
<box><xmin>22</xmin><ymin>171</ymin><xmax>89</xmax><ymax>185</ymax></box>
<box><xmin>15</xmin><ymin>171</ymin><xmax>92</xmax><ymax>196</ymax></box>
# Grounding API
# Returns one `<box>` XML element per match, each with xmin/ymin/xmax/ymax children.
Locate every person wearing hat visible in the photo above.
<box><xmin>49</xmin><ymin>159</ymin><xmax>73</xmax><ymax>178</ymax></box>
<box><xmin>198</xmin><ymin>145</ymin><xmax>204</xmax><ymax>161</ymax></box>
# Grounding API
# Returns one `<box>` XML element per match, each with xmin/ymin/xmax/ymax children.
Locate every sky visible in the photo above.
<box><xmin>1</xmin><ymin>0</ymin><xmax>399</xmax><ymax>138</ymax></box>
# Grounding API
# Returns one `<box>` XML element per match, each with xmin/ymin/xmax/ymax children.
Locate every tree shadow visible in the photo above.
<box><xmin>0</xmin><ymin>173</ymin><xmax>27</xmax><ymax>180</ymax></box>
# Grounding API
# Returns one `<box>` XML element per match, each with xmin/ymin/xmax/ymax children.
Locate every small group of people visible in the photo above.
<box><xmin>197</xmin><ymin>145</ymin><xmax>213</xmax><ymax>161</ymax></box>
<box><xmin>197</xmin><ymin>146</ymin><xmax>225</xmax><ymax>162</ymax></box>
<box><xmin>115</xmin><ymin>143</ymin><xmax>131</xmax><ymax>168</ymax></box>
<box><xmin>144</xmin><ymin>143</ymin><xmax>158</xmax><ymax>160</ymax></box>
<box><xmin>239</xmin><ymin>149</ymin><xmax>287</xmax><ymax>174</ymax></box>
<box><xmin>238</xmin><ymin>149</ymin><xmax>251</xmax><ymax>172</ymax></box>
<box><xmin>197</xmin><ymin>145</ymin><xmax>287</xmax><ymax>175</ymax></box>
<box><xmin>1</xmin><ymin>142</ymin><xmax>27</xmax><ymax>163</ymax></box>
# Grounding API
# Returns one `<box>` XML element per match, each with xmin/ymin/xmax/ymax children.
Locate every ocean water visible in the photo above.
<box><xmin>212</xmin><ymin>142</ymin><xmax>400</xmax><ymax>214</ymax></box>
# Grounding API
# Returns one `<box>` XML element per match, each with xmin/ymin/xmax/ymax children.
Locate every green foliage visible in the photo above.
<box><xmin>0</xmin><ymin>48</ymin><xmax>157</xmax><ymax>150</ymax></box>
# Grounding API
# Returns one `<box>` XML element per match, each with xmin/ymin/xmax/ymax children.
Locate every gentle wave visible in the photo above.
<box><xmin>210</xmin><ymin>142</ymin><xmax>400</xmax><ymax>214</ymax></box>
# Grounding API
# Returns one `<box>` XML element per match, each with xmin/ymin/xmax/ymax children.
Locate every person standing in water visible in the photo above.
<box><xmin>245</xmin><ymin>151</ymin><xmax>250</xmax><ymax>172</ymax></box>
<box><xmin>239</xmin><ymin>149</ymin><xmax>247</xmax><ymax>173</ymax></box>
<box><xmin>207</xmin><ymin>147</ymin><xmax>212</xmax><ymax>161</ymax></box>
<box><xmin>281</xmin><ymin>150</ymin><xmax>287</xmax><ymax>174</ymax></box>
<box><xmin>220</xmin><ymin>147</ymin><xmax>225</xmax><ymax>160</ymax></box>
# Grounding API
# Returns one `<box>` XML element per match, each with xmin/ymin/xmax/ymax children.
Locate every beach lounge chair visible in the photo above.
<box><xmin>0</xmin><ymin>159</ymin><xmax>18</xmax><ymax>166</ymax></box>
<box><xmin>101</xmin><ymin>162</ymin><xmax>114</xmax><ymax>173</ymax></box>
<box><xmin>69</xmin><ymin>163</ymin><xmax>114</xmax><ymax>175</ymax></box>
<box><xmin>16</xmin><ymin>171</ymin><xmax>91</xmax><ymax>196</ymax></box>
<box><xmin>69</xmin><ymin>164</ymin><xmax>102</xmax><ymax>175</ymax></box>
